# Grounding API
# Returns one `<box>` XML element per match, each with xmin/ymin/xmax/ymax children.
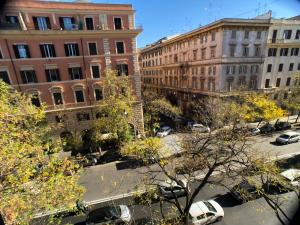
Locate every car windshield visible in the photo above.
<box><xmin>159</xmin><ymin>127</ymin><xmax>169</xmax><ymax>132</ymax></box>
<box><xmin>279</xmin><ymin>134</ymin><xmax>290</xmax><ymax>139</ymax></box>
<box><xmin>203</xmin><ymin>201</ymin><xmax>217</xmax><ymax>212</ymax></box>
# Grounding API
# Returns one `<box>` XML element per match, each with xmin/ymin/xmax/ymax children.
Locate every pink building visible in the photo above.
<box><xmin>0</xmin><ymin>0</ymin><xmax>144</xmax><ymax>136</ymax></box>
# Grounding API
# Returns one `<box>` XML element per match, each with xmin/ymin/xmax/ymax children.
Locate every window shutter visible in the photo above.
<box><xmin>51</xmin><ymin>45</ymin><xmax>56</xmax><ymax>57</ymax></box>
<box><xmin>71</xmin><ymin>17</ymin><xmax>75</xmax><ymax>24</ymax></box>
<box><xmin>46</xmin><ymin>17</ymin><xmax>51</xmax><ymax>29</ymax></box>
<box><xmin>64</xmin><ymin>44</ymin><xmax>69</xmax><ymax>56</ymax></box>
<box><xmin>56</xmin><ymin>69</ymin><xmax>61</xmax><ymax>81</ymax></box>
<box><xmin>75</xmin><ymin>44</ymin><xmax>79</xmax><ymax>56</ymax></box>
<box><xmin>20</xmin><ymin>71</ymin><xmax>27</xmax><ymax>84</ymax></box>
<box><xmin>32</xmin><ymin>17</ymin><xmax>39</xmax><ymax>30</ymax></box>
<box><xmin>78</xmin><ymin>67</ymin><xmax>83</xmax><ymax>79</ymax></box>
<box><xmin>13</xmin><ymin>45</ymin><xmax>20</xmax><ymax>58</ymax></box>
<box><xmin>32</xmin><ymin>71</ymin><xmax>38</xmax><ymax>83</ymax></box>
<box><xmin>24</xmin><ymin>45</ymin><xmax>30</xmax><ymax>58</ymax></box>
<box><xmin>45</xmin><ymin>69</ymin><xmax>51</xmax><ymax>82</ymax></box>
<box><xmin>68</xmin><ymin>68</ymin><xmax>73</xmax><ymax>80</ymax></box>
<box><xmin>59</xmin><ymin>17</ymin><xmax>64</xmax><ymax>29</ymax></box>
<box><xmin>40</xmin><ymin>45</ymin><xmax>46</xmax><ymax>58</ymax></box>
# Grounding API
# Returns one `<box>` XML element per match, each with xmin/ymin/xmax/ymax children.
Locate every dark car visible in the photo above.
<box><xmin>259</xmin><ymin>124</ymin><xmax>275</xmax><ymax>134</ymax></box>
<box><xmin>230</xmin><ymin>180</ymin><xmax>261</xmax><ymax>203</ymax></box>
<box><xmin>274</xmin><ymin>122</ymin><xmax>292</xmax><ymax>131</ymax></box>
<box><xmin>74</xmin><ymin>155</ymin><xmax>98</xmax><ymax>168</ymax></box>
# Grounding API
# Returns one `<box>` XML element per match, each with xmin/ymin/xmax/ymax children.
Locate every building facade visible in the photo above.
<box><xmin>260</xmin><ymin>16</ymin><xmax>300</xmax><ymax>99</ymax></box>
<box><xmin>140</xmin><ymin>18</ymin><xmax>270</xmax><ymax>112</ymax></box>
<box><xmin>0</xmin><ymin>0</ymin><xmax>144</xmax><ymax>137</ymax></box>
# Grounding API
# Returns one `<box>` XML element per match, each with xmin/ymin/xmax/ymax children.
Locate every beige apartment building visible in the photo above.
<box><xmin>140</xmin><ymin>18</ymin><xmax>271</xmax><ymax>112</ymax></box>
<box><xmin>0</xmin><ymin>0</ymin><xmax>144</xmax><ymax>138</ymax></box>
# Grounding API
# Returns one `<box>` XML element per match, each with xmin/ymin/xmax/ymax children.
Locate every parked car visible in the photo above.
<box><xmin>230</xmin><ymin>180</ymin><xmax>261</xmax><ymax>203</ymax></box>
<box><xmin>276</xmin><ymin>131</ymin><xmax>300</xmax><ymax>144</ymax></box>
<box><xmin>265</xmin><ymin>169</ymin><xmax>300</xmax><ymax>193</ymax></box>
<box><xmin>158</xmin><ymin>179</ymin><xmax>188</xmax><ymax>198</ymax></box>
<box><xmin>274</xmin><ymin>122</ymin><xmax>292</xmax><ymax>131</ymax></box>
<box><xmin>191</xmin><ymin>123</ymin><xmax>210</xmax><ymax>133</ymax></box>
<box><xmin>73</xmin><ymin>155</ymin><xmax>98</xmax><ymax>168</ymax></box>
<box><xmin>189</xmin><ymin>200</ymin><xmax>224</xmax><ymax>224</ymax></box>
<box><xmin>250</xmin><ymin>127</ymin><xmax>260</xmax><ymax>135</ymax></box>
<box><xmin>259</xmin><ymin>124</ymin><xmax>275</xmax><ymax>134</ymax></box>
<box><xmin>156</xmin><ymin>126</ymin><xmax>172</xmax><ymax>137</ymax></box>
<box><xmin>85</xmin><ymin>205</ymin><xmax>131</xmax><ymax>225</ymax></box>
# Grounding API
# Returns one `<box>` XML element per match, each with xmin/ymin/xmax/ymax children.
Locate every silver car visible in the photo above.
<box><xmin>156</xmin><ymin>126</ymin><xmax>172</xmax><ymax>137</ymax></box>
<box><xmin>276</xmin><ymin>131</ymin><xmax>300</xmax><ymax>144</ymax></box>
<box><xmin>158</xmin><ymin>180</ymin><xmax>188</xmax><ymax>198</ymax></box>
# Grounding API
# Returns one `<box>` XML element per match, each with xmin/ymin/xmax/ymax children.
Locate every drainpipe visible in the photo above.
<box><xmin>5</xmin><ymin>38</ymin><xmax>22</xmax><ymax>91</ymax></box>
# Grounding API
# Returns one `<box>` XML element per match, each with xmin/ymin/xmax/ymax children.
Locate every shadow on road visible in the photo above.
<box><xmin>115</xmin><ymin>160</ymin><xmax>144</xmax><ymax>170</ymax></box>
<box><xmin>269</xmin><ymin>141</ymin><xmax>282</xmax><ymax>146</ymax></box>
<box><xmin>214</xmin><ymin>193</ymin><xmax>241</xmax><ymax>208</ymax></box>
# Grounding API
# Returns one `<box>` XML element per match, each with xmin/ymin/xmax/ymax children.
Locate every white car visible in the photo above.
<box><xmin>158</xmin><ymin>179</ymin><xmax>188</xmax><ymax>198</ymax></box>
<box><xmin>281</xmin><ymin>169</ymin><xmax>300</xmax><ymax>187</ymax></box>
<box><xmin>275</xmin><ymin>131</ymin><xmax>300</xmax><ymax>144</ymax></box>
<box><xmin>86</xmin><ymin>205</ymin><xmax>131</xmax><ymax>225</ymax></box>
<box><xmin>191</xmin><ymin>124</ymin><xmax>210</xmax><ymax>133</ymax></box>
<box><xmin>156</xmin><ymin>126</ymin><xmax>172</xmax><ymax>137</ymax></box>
<box><xmin>250</xmin><ymin>127</ymin><xmax>260</xmax><ymax>135</ymax></box>
<box><xmin>189</xmin><ymin>200</ymin><xmax>224</xmax><ymax>225</ymax></box>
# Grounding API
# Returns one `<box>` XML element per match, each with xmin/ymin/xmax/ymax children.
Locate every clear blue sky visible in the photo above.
<box><xmin>62</xmin><ymin>0</ymin><xmax>300</xmax><ymax>47</ymax></box>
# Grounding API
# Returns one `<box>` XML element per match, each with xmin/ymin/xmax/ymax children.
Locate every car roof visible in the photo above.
<box><xmin>281</xmin><ymin>169</ymin><xmax>300</xmax><ymax>181</ymax></box>
<box><xmin>189</xmin><ymin>201</ymin><xmax>208</xmax><ymax>217</ymax></box>
<box><xmin>281</xmin><ymin>131</ymin><xmax>299</xmax><ymax>136</ymax></box>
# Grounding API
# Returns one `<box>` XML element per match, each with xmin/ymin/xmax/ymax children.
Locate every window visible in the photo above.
<box><xmin>283</xmin><ymin>30</ymin><xmax>292</xmax><ymax>39</ymax></box>
<box><xmin>201</xmin><ymin>49</ymin><xmax>205</xmax><ymax>59</ymax></box>
<box><xmin>254</xmin><ymin>46</ymin><xmax>261</xmax><ymax>57</ymax></box>
<box><xmin>289</xmin><ymin>63</ymin><xmax>294</xmax><ymax>71</ymax></box>
<box><xmin>280</xmin><ymin>48</ymin><xmax>288</xmax><ymax>56</ymax></box>
<box><xmin>69</xmin><ymin>67</ymin><xmax>83</xmax><ymax>80</ymax></box>
<box><xmin>0</xmin><ymin>49</ymin><xmax>2</xmax><ymax>59</ymax></box>
<box><xmin>243</xmin><ymin>46</ymin><xmax>249</xmax><ymax>57</ymax></box>
<box><xmin>53</xmin><ymin>92</ymin><xmax>63</xmax><ymax>105</ymax></box>
<box><xmin>230</xmin><ymin>45</ymin><xmax>235</xmax><ymax>57</ymax></box>
<box><xmin>116</xmin><ymin>41</ymin><xmax>125</xmax><ymax>54</ymax></box>
<box><xmin>211</xmin><ymin>32</ymin><xmax>215</xmax><ymax>41</ymax></box>
<box><xmin>272</xmin><ymin>30</ymin><xmax>277</xmax><ymax>43</ymax></box>
<box><xmin>226</xmin><ymin>66</ymin><xmax>235</xmax><ymax>75</ymax></box>
<box><xmin>116</xmin><ymin>64</ymin><xmax>128</xmax><ymax>76</ymax></box>
<box><xmin>210</xmin><ymin>47</ymin><xmax>216</xmax><ymax>58</ymax></box>
<box><xmin>94</xmin><ymin>88</ymin><xmax>103</xmax><ymax>101</ymax></box>
<box><xmin>250</xmin><ymin>65</ymin><xmax>259</xmax><ymax>74</ymax></box>
<box><xmin>227</xmin><ymin>80</ymin><xmax>233</xmax><ymax>92</ymax></box>
<box><xmin>45</xmin><ymin>69</ymin><xmax>60</xmax><ymax>82</ymax></box>
<box><xmin>75</xmin><ymin>90</ymin><xmax>85</xmax><ymax>103</ymax></box>
<box><xmin>268</xmin><ymin>48</ymin><xmax>277</xmax><ymax>57</ymax></box>
<box><xmin>267</xmin><ymin>64</ymin><xmax>272</xmax><ymax>72</ymax></box>
<box><xmin>296</xmin><ymin>30</ymin><xmax>300</xmax><ymax>39</ymax></box>
<box><xmin>13</xmin><ymin>44</ymin><xmax>30</xmax><ymax>58</ymax></box>
<box><xmin>6</xmin><ymin>15</ymin><xmax>19</xmax><ymax>25</ymax></box>
<box><xmin>257</xmin><ymin>31</ymin><xmax>261</xmax><ymax>39</ymax></box>
<box><xmin>276</xmin><ymin>78</ymin><xmax>281</xmax><ymax>87</ymax></box>
<box><xmin>31</xmin><ymin>94</ymin><xmax>41</xmax><ymax>107</ymax></box>
<box><xmin>40</xmin><ymin>44</ymin><xmax>56</xmax><ymax>58</ymax></box>
<box><xmin>284</xmin><ymin>93</ymin><xmax>288</xmax><ymax>99</ymax></box>
<box><xmin>231</xmin><ymin>30</ymin><xmax>236</xmax><ymax>39</ymax></box>
<box><xmin>33</xmin><ymin>17</ymin><xmax>51</xmax><ymax>30</ymax></box>
<box><xmin>85</xmin><ymin>17</ymin><xmax>94</xmax><ymax>30</ymax></box>
<box><xmin>20</xmin><ymin>70</ymin><xmax>37</xmax><ymax>84</ymax></box>
<box><xmin>114</xmin><ymin>17</ymin><xmax>122</xmax><ymax>30</ymax></box>
<box><xmin>59</xmin><ymin>17</ymin><xmax>75</xmax><ymax>30</ymax></box>
<box><xmin>239</xmin><ymin>65</ymin><xmax>247</xmax><ymax>74</ymax></box>
<box><xmin>244</xmin><ymin>30</ymin><xmax>249</xmax><ymax>39</ymax></box>
<box><xmin>250</xmin><ymin>77</ymin><xmax>257</xmax><ymax>89</ymax></box>
<box><xmin>91</xmin><ymin>65</ymin><xmax>100</xmax><ymax>78</ymax></box>
<box><xmin>298</xmin><ymin>63</ymin><xmax>300</xmax><ymax>70</ymax></box>
<box><xmin>88</xmin><ymin>42</ymin><xmax>97</xmax><ymax>55</ymax></box>
<box><xmin>265</xmin><ymin>79</ymin><xmax>270</xmax><ymax>88</ymax></box>
<box><xmin>0</xmin><ymin>71</ymin><xmax>10</xmax><ymax>84</ymax></box>
<box><xmin>64</xmin><ymin>43</ymin><xmax>79</xmax><ymax>56</ymax></box>
<box><xmin>286</xmin><ymin>77</ymin><xmax>291</xmax><ymax>86</ymax></box>
<box><xmin>278</xmin><ymin>63</ymin><xmax>283</xmax><ymax>72</ymax></box>
<box><xmin>77</xmin><ymin>113</ymin><xmax>90</xmax><ymax>121</ymax></box>
<box><xmin>291</xmin><ymin>48</ymin><xmax>299</xmax><ymax>56</ymax></box>
<box><xmin>193</xmin><ymin>50</ymin><xmax>197</xmax><ymax>60</ymax></box>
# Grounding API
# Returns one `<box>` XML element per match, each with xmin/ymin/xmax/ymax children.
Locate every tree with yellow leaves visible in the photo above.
<box><xmin>0</xmin><ymin>81</ymin><xmax>84</xmax><ymax>224</ymax></box>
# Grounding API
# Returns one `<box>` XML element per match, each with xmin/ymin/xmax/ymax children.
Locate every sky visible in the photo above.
<box><xmin>59</xmin><ymin>0</ymin><xmax>300</xmax><ymax>47</ymax></box>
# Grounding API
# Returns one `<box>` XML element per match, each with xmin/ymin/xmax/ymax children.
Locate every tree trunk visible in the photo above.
<box><xmin>296</xmin><ymin>113</ymin><xmax>300</xmax><ymax>124</ymax></box>
<box><xmin>257</xmin><ymin>118</ymin><xmax>263</xmax><ymax>127</ymax></box>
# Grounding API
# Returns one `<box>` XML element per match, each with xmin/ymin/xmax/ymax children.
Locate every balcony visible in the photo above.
<box><xmin>0</xmin><ymin>23</ymin><xmax>20</xmax><ymax>30</ymax></box>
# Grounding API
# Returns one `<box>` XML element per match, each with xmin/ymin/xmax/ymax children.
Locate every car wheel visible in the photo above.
<box><xmin>216</xmin><ymin>216</ymin><xmax>223</xmax><ymax>222</ymax></box>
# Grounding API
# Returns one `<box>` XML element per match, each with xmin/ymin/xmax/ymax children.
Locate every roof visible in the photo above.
<box><xmin>281</xmin><ymin>169</ymin><xmax>300</xmax><ymax>181</ymax></box>
<box><xmin>5</xmin><ymin>0</ymin><xmax>133</xmax><ymax>11</ymax></box>
<box><xmin>189</xmin><ymin>201</ymin><xmax>208</xmax><ymax>217</ymax></box>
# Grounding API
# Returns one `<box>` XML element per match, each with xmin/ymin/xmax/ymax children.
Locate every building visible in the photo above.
<box><xmin>140</xmin><ymin>18</ymin><xmax>271</xmax><ymax>112</ymax></box>
<box><xmin>0</xmin><ymin>0</ymin><xmax>144</xmax><ymax>138</ymax></box>
<box><xmin>260</xmin><ymin>16</ymin><xmax>300</xmax><ymax>99</ymax></box>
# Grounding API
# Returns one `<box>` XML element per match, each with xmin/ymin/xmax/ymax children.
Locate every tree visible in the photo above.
<box><xmin>91</xmin><ymin>69</ymin><xmax>135</xmax><ymax>149</ymax></box>
<box><xmin>0</xmin><ymin>81</ymin><xmax>84</xmax><ymax>224</ymax></box>
<box><xmin>143</xmin><ymin>91</ymin><xmax>181</xmax><ymax>135</ymax></box>
<box><xmin>121</xmin><ymin>97</ymin><xmax>293</xmax><ymax>224</ymax></box>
